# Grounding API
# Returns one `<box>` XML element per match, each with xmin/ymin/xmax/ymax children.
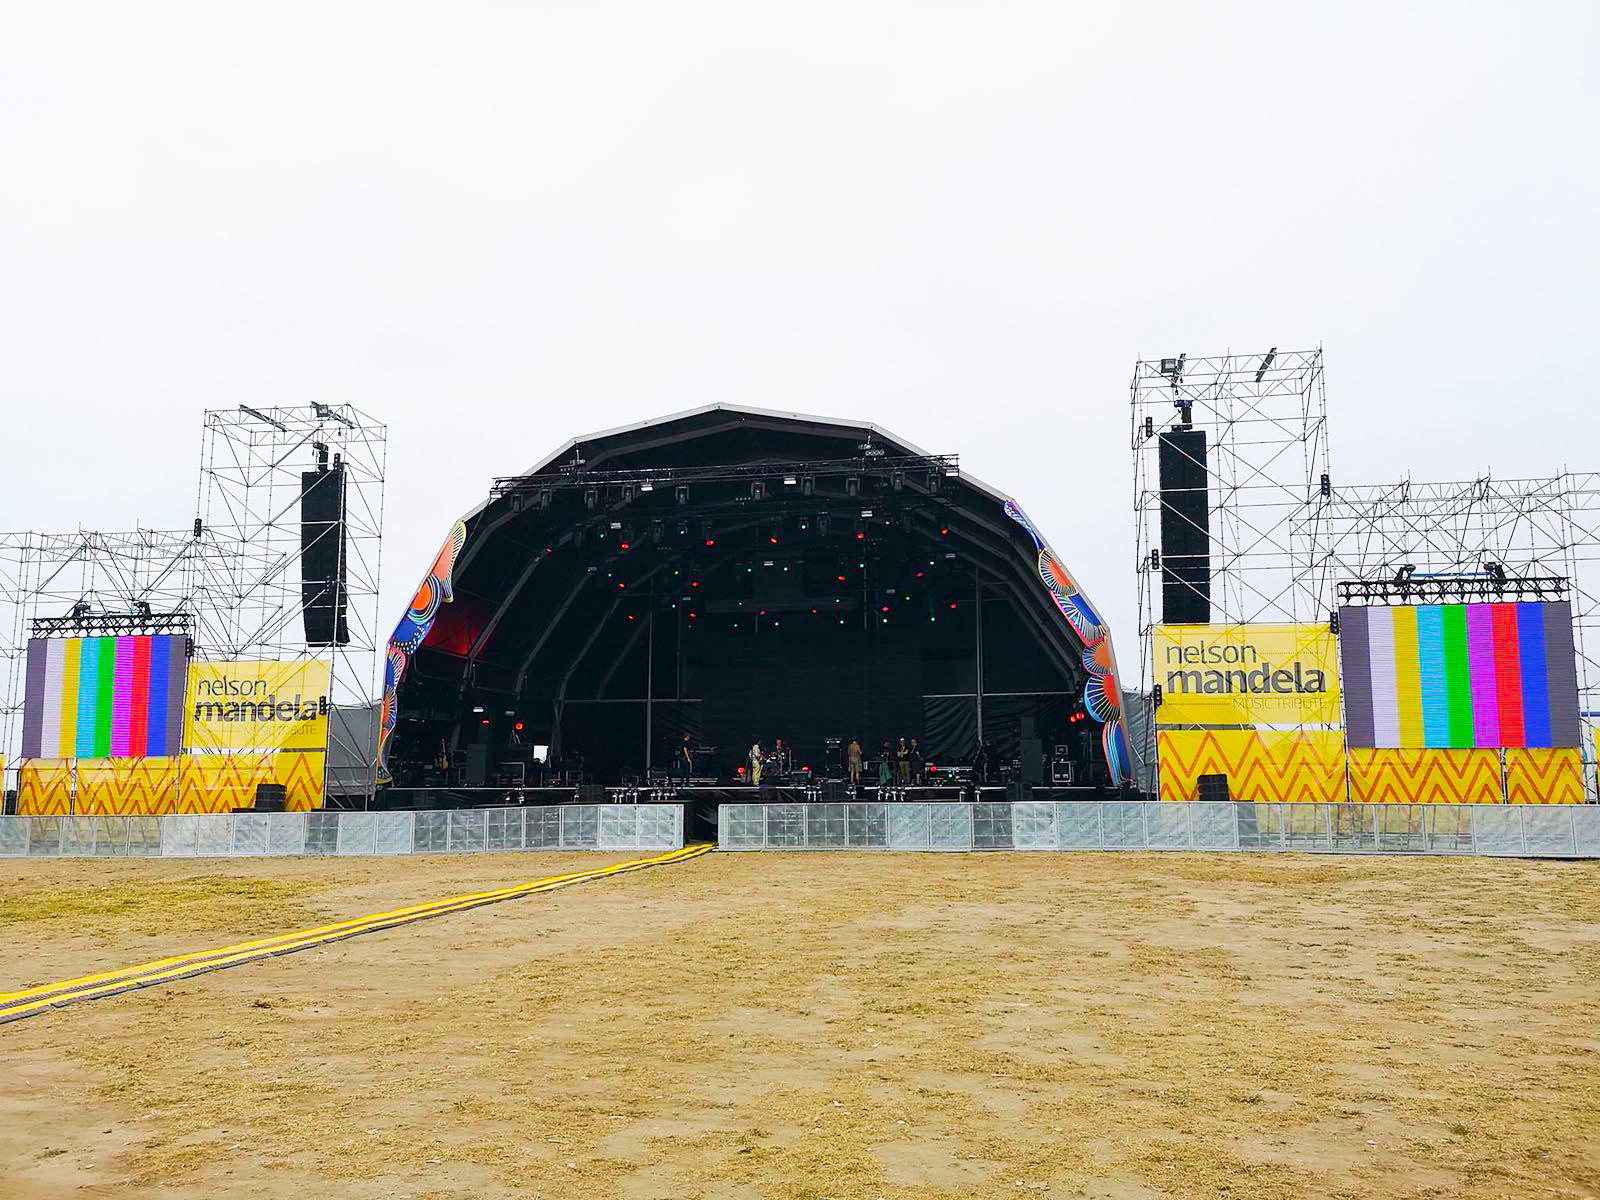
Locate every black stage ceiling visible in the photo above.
<box><xmin>384</xmin><ymin>406</ymin><xmax>1132</xmax><ymax>790</ymax></box>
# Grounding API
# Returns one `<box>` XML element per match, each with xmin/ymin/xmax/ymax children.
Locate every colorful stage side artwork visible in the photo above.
<box><xmin>378</xmin><ymin>521</ymin><xmax>468</xmax><ymax>781</ymax></box>
<box><xmin>1004</xmin><ymin>500</ymin><xmax>1132</xmax><ymax>784</ymax></box>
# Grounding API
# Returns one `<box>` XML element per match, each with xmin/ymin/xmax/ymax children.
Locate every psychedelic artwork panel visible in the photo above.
<box><xmin>1003</xmin><ymin>500</ymin><xmax>1133</xmax><ymax>784</ymax></box>
<box><xmin>1338</xmin><ymin>602</ymin><xmax>1580</xmax><ymax>748</ymax></box>
<box><xmin>378</xmin><ymin>521</ymin><xmax>468</xmax><ymax>781</ymax></box>
<box><xmin>20</xmin><ymin>635</ymin><xmax>188</xmax><ymax>759</ymax></box>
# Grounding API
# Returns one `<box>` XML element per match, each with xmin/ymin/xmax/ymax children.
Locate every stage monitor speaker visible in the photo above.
<box><xmin>301</xmin><ymin>464</ymin><xmax>349</xmax><ymax>646</ymax></box>
<box><xmin>465</xmin><ymin>744</ymin><xmax>489</xmax><ymax>788</ymax></box>
<box><xmin>1157</xmin><ymin>429</ymin><xmax>1210</xmax><ymax>625</ymax></box>
<box><xmin>1197</xmin><ymin>773</ymin><xmax>1229</xmax><ymax>803</ymax></box>
<box><xmin>1019</xmin><ymin>738</ymin><xmax>1044</xmax><ymax>785</ymax></box>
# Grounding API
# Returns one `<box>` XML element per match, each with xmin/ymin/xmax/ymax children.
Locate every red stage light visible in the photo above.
<box><xmin>855</xmin><ymin>531</ymin><xmax>866</xmax><ymax>541</ymax></box>
<box><xmin>689</xmin><ymin>612</ymin><xmax>698</xmax><ymax>620</ymax></box>
<box><xmin>627</xmin><ymin>613</ymin><xmax>636</xmax><ymax>621</ymax></box>
<box><xmin>691</xmin><ymin>580</ymin><xmax>700</xmax><ymax>588</ymax></box>
<box><xmin>948</xmin><ymin>602</ymin><xmax>957</xmax><ymax>609</ymax></box>
<box><xmin>514</xmin><ymin>721</ymin><xmax>524</xmax><ymax>731</ymax></box>
<box><xmin>620</xmin><ymin>541</ymin><xmax>631</xmax><ymax>551</ymax></box>
<box><xmin>769</xmin><ymin>535</ymin><xmax>779</xmax><ymax>545</ymax></box>
<box><xmin>836</xmin><ymin>575</ymin><xmax>846</xmax><ymax>582</ymax></box>
<box><xmin>736</xmin><ymin>765</ymin><xmax>746</xmax><ymax>776</ymax></box>
<box><xmin>617</xmin><ymin>581</ymin><xmax>626</xmax><ymax>589</ymax></box>
<box><xmin>915</xmin><ymin>570</ymin><xmax>925</xmax><ymax>578</ymax></box>
<box><xmin>880</xmin><ymin>604</ymin><xmax>889</xmax><ymax>613</ymax></box>
<box><xmin>940</xmin><ymin>527</ymin><xmax>949</xmax><ymax>536</ymax></box>
<box><xmin>705</xmin><ymin>538</ymin><xmax>716</xmax><ymax>547</ymax></box>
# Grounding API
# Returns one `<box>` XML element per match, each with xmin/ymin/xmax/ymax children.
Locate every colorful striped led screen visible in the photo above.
<box><xmin>1338</xmin><ymin>602</ymin><xmax>1580</xmax><ymax>748</ymax></box>
<box><xmin>19</xmin><ymin>635</ymin><xmax>188</xmax><ymax>759</ymax></box>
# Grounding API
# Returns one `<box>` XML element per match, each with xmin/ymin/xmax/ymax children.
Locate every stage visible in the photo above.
<box><xmin>381</xmin><ymin>406</ymin><xmax>1133</xmax><ymax>805</ymax></box>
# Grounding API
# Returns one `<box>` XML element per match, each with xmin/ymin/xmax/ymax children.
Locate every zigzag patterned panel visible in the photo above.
<box><xmin>274</xmin><ymin>751</ymin><xmax>325</xmax><ymax>812</ymax></box>
<box><xmin>17</xmin><ymin>760</ymin><xmax>72</xmax><ymax>815</ymax></box>
<box><xmin>1504</xmin><ymin>748</ymin><xmax>1584</xmax><ymax>805</ymax></box>
<box><xmin>178</xmin><ymin>752</ymin><xmax>325</xmax><ymax>813</ymax></box>
<box><xmin>1347</xmin><ymin>748</ymin><xmax>1503</xmax><ymax>804</ymax></box>
<box><xmin>1157</xmin><ymin>730</ymin><xmax>1346</xmax><ymax>803</ymax></box>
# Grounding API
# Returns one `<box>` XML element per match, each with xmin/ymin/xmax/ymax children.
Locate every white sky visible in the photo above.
<box><xmin>2</xmin><ymin>2</ymin><xmax>1596</xmax><ymax>652</ymax></box>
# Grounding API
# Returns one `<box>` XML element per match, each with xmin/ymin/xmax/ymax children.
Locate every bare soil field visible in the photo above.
<box><xmin>1</xmin><ymin>850</ymin><xmax>1597</xmax><ymax>1200</ymax></box>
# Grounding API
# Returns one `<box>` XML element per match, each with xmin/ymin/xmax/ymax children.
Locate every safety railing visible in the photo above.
<box><xmin>0</xmin><ymin>804</ymin><xmax>684</xmax><ymax>859</ymax></box>
<box><xmin>716</xmin><ymin>801</ymin><xmax>1600</xmax><ymax>858</ymax></box>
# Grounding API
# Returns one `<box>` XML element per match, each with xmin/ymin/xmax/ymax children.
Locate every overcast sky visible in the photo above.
<box><xmin>2</xmin><ymin>2</ymin><xmax>1596</xmax><ymax>656</ymax></box>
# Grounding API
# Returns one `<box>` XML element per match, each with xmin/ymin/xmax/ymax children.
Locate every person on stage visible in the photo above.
<box><xmin>910</xmin><ymin>736</ymin><xmax>925</xmax><ymax>786</ymax></box>
<box><xmin>749</xmin><ymin>740</ymin><xmax>765</xmax><ymax>787</ymax></box>
<box><xmin>896</xmin><ymin>737</ymin><xmax>911</xmax><ymax>785</ymax></box>
<box><xmin>772</xmin><ymin>737</ymin><xmax>790</xmax><ymax>781</ymax></box>
<box><xmin>847</xmin><ymin>737</ymin><xmax>863</xmax><ymax>790</ymax></box>
<box><xmin>677</xmin><ymin>732</ymin><xmax>695</xmax><ymax>782</ymax></box>
<box><xmin>877</xmin><ymin>739</ymin><xmax>894</xmax><ymax>794</ymax></box>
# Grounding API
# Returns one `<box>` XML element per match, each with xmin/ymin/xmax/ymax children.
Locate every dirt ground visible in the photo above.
<box><xmin>1</xmin><ymin>850</ymin><xmax>1597</xmax><ymax>1200</ymax></box>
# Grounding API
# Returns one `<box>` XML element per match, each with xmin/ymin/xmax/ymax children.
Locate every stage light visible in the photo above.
<box><xmin>949</xmin><ymin>602</ymin><xmax>957</xmax><ymax>610</ymax></box>
<box><xmin>620</xmin><ymin>541</ymin><xmax>632</xmax><ymax>552</ymax></box>
<box><xmin>891</xmin><ymin>469</ymin><xmax>904</xmax><ymax>491</ymax></box>
<box><xmin>769</xmin><ymin>535</ymin><xmax>779</xmax><ymax>545</ymax></box>
<box><xmin>676</xmin><ymin>485</ymin><xmax>690</xmax><ymax>505</ymax></box>
<box><xmin>915</xmin><ymin>570</ymin><xmax>924</xmax><ymax>578</ymax></box>
<box><xmin>856</xmin><ymin>531</ymin><xmax>866</xmax><ymax>541</ymax></box>
<box><xmin>584</xmin><ymin>488</ymin><xmax>597</xmax><ymax>509</ymax></box>
<box><xmin>472</xmin><ymin>705</ymin><xmax>485</xmax><ymax>713</ymax></box>
<box><xmin>691</xmin><ymin>580</ymin><xmax>700</xmax><ymax>588</ymax></box>
<box><xmin>783</xmin><ymin>474</ymin><xmax>797</xmax><ymax>486</ymax></box>
<box><xmin>801</xmin><ymin>474</ymin><xmax>815</xmax><ymax>496</ymax></box>
<box><xmin>705</xmin><ymin>537</ymin><xmax>716</xmax><ymax>547</ymax></box>
<box><xmin>817</xmin><ymin>513</ymin><xmax>830</xmax><ymax>536</ymax></box>
<box><xmin>940</xmin><ymin>526</ymin><xmax>949</xmax><ymax>536</ymax></box>
<box><xmin>610</xmin><ymin>521</ymin><xmax>623</xmax><ymax>530</ymax></box>
<box><xmin>650</xmin><ymin>520</ymin><xmax>663</xmax><ymax>544</ymax></box>
<box><xmin>880</xmin><ymin>604</ymin><xmax>889</xmax><ymax>613</ymax></box>
<box><xmin>617</xmin><ymin>581</ymin><xmax>626</xmax><ymax>589</ymax></box>
<box><xmin>751</xmin><ymin>481</ymin><xmax>767</xmax><ymax>501</ymax></box>
<box><xmin>627</xmin><ymin>613</ymin><xmax>636</xmax><ymax>620</ymax></box>
<box><xmin>640</xmin><ymin>480</ymin><xmax>653</xmax><ymax>492</ymax></box>
<box><xmin>845</xmin><ymin>475</ymin><xmax>860</xmax><ymax>497</ymax></box>
<box><xmin>514</xmin><ymin>721</ymin><xmax>524</xmax><ymax>731</ymax></box>
<box><xmin>837</xmin><ymin>575</ymin><xmax>846</xmax><ymax>582</ymax></box>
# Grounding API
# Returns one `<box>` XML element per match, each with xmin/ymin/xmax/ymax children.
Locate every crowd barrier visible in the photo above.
<box><xmin>0</xmin><ymin>804</ymin><xmax>684</xmax><ymax>859</ymax></box>
<box><xmin>716</xmin><ymin>801</ymin><xmax>1600</xmax><ymax>858</ymax></box>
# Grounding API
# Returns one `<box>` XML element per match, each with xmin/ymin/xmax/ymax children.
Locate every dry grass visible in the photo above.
<box><xmin>2</xmin><ymin>851</ymin><xmax>1598</xmax><ymax>1199</ymax></box>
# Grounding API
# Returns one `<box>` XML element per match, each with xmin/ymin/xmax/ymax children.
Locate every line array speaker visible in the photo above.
<box><xmin>1157</xmin><ymin>429</ymin><xmax>1211</xmax><ymax>624</ymax></box>
<box><xmin>301</xmin><ymin>463</ymin><xmax>349</xmax><ymax>645</ymax></box>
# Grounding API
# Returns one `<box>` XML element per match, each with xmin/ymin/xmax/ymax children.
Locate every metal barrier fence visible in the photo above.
<box><xmin>0</xmin><ymin>805</ymin><xmax>684</xmax><ymax>859</ymax></box>
<box><xmin>717</xmin><ymin>801</ymin><xmax>1600</xmax><ymax>858</ymax></box>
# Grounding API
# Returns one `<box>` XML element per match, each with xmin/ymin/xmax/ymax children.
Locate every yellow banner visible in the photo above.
<box><xmin>184</xmin><ymin>659</ymin><xmax>331</xmax><ymax>753</ymax></box>
<box><xmin>1154</xmin><ymin>623</ymin><xmax>1340</xmax><ymax>727</ymax></box>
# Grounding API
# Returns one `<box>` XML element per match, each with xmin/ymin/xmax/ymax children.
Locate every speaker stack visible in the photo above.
<box><xmin>1157</xmin><ymin>429</ymin><xmax>1211</xmax><ymax>625</ymax></box>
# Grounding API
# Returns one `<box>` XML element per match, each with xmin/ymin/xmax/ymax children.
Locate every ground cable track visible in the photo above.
<box><xmin>0</xmin><ymin>842</ymin><xmax>712</xmax><ymax>1025</ymax></box>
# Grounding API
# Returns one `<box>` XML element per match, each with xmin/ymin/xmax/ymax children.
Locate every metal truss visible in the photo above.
<box><xmin>1132</xmin><ymin>347</ymin><xmax>1332</xmax><ymax>693</ymax></box>
<box><xmin>0</xmin><ymin>527</ymin><xmax>238</xmax><ymax>783</ymax></box>
<box><xmin>0</xmin><ymin>405</ymin><xmax>388</xmax><ymax>801</ymax></box>
<box><xmin>198</xmin><ymin>404</ymin><xmax>387</xmax><ymax>797</ymax></box>
<box><xmin>1304</xmin><ymin>472</ymin><xmax>1600</xmax><ymax>792</ymax></box>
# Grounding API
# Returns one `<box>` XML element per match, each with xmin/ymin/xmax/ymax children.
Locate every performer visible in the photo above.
<box><xmin>847</xmin><ymin>737</ymin><xmax>864</xmax><ymax>789</ymax></box>
<box><xmin>896</xmin><ymin>737</ymin><xmax>911</xmax><ymax>785</ymax></box>
<box><xmin>677</xmin><ymin>732</ymin><xmax>695</xmax><ymax>782</ymax></box>
<box><xmin>772</xmin><ymin>737</ymin><xmax>790</xmax><ymax>781</ymax></box>
<box><xmin>749</xmin><ymin>740</ymin><xmax>765</xmax><ymax>787</ymax></box>
<box><xmin>877</xmin><ymin>740</ymin><xmax>894</xmax><ymax>793</ymax></box>
<box><xmin>910</xmin><ymin>736</ymin><xmax>925</xmax><ymax>785</ymax></box>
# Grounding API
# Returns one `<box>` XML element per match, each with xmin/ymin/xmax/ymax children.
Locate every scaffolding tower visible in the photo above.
<box><xmin>196</xmin><ymin>404</ymin><xmax>387</xmax><ymax>796</ymax></box>
<box><xmin>0</xmin><ymin>404</ymin><xmax>387</xmax><ymax>802</ymax></box>
<box><xmin>1305</xmin><ymin>472</ymin><xmax>1600</xmax><ymax>799</ymax></box>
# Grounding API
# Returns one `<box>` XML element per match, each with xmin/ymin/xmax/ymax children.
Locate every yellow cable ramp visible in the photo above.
<box><xmin>0</xmin><ymin>842</ymin><xmax>712</xmax><ymax>1025</ymax></box>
